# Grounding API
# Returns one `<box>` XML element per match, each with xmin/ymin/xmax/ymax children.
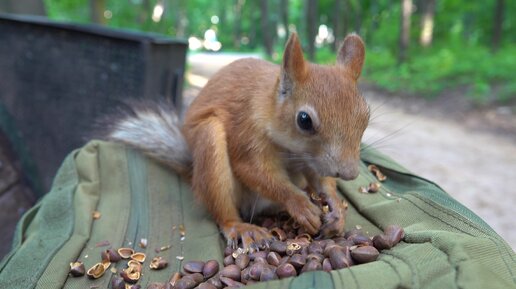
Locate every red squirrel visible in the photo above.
<box><xmin>106</xmin><ymin>33</ymin><xmax>369</xmax><ymax>251</ymax></box>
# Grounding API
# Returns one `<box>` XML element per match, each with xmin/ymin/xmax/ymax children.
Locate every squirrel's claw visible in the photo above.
<box><xmin>222</xmin><ymin>222</ymin><xmax>273</xmax><ymax>253</ymax></box>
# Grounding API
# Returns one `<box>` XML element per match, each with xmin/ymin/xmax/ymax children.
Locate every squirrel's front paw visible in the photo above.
<box><xmin>285</xmin><ymin>194</ymin><xmax>323</xmax><ymax>235</ymax></box>
<box><xmin>319</xmin><ymin>194</ymin><xmax>347</xmax><ymax>237</ymax></box>
<box><xmin>221</xmin><ymin>221</ymin><xmax>273</xmax><ymax>252</ymax></box>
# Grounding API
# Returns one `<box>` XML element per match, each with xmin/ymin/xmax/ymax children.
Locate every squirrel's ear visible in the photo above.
<box><xmin>337</xmin><ymin>33</ymin><xmax>365</xmax><ymax>80</ymax></box>
<box><xmin>280</xmin><ymin>33</ymin><xmax>307</xmax><ymax>98</ymax></box>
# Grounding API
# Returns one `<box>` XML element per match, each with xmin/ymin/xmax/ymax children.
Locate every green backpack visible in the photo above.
<box><xmin>0</xmin><ymin>140</ymin><xmax>514</xmax><ymax>289</ymax></box>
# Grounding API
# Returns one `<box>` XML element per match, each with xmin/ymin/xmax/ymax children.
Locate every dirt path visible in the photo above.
<box><xmin>185</xmin><ymin>53</ymin><xmax>516</xmax><ymax>249</ymax></box>
<box><xmin>362</xmin><ymin>91</ymin><xmax>516</xmax><ymax>249</ymax></box>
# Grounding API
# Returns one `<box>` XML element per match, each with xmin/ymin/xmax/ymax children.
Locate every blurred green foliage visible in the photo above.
<box><xmin>359</xmin><ymin>45</ymin><xmax>516</xmax><ymax>103</ymax></box>
<box><xmin>44</xmin><ymin>0</ymin><xmax>516</xmax><ymax>104</ymax></box>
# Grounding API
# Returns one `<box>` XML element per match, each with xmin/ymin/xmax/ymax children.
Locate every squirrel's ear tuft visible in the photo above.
<box><xmin>337</xmin><ymin>33</ymin><xmax>365</xmax><ymax>80</ymax></box>
<box><xmin>280</xmin><ymin>33</ymin><xmax>307</xmax><ymax>98</ymax></box>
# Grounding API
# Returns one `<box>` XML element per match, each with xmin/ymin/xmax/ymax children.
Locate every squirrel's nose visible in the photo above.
<box><xmin>335</xmin><ymin>166</ymin><xmax>359</xmax><ymax>180</ymax></box>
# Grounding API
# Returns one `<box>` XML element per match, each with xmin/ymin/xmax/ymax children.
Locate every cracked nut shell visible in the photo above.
<box><xmin>117</xmin><ymin>247</ymin><xmax>135</xmax><ymax>259</ymax></box>
<box><xmin>69</xmin><ymin>261</ymin><xmax>85</xmax><ymax>277</ymax></box>
<box><xmin>131</xmin><ymin>252</ymin><xmax>146</xmax><ymax>263</ymax></box>
<box><xmin>150</xmin><ymin>256</ymin><xmax>168</xmax><ymax>270</ymax></box>
<box><xmin>86</xmin><ymin>262</ymin><xmax>106</xmax><ymax>279</ymax></box>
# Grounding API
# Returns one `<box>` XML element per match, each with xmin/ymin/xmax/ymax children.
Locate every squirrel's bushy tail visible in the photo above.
<box><xmin>102</xmin><ymin>100</ymin><xmax>192</xmax><ymax>178</ymax></box>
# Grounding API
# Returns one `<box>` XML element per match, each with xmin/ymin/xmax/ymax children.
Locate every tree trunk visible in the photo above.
<box><xmin>398</xmin><ymin>0</ymin><xmax>412</xmax><ymax>64</ymax></box>
<box><xmin>0</xmin><ymin>0</ymin><xmax>46</xmax><ymax>16</ymax></box>
<box><xmin>218</xmin><ymin>0</ymin><xmax>227</xmax><ymax>33</ymax></box>
<box><xmin>306</xmin><ymin>0</ymin><xmax>317</xmax><ymax>61</ymax></box>
<box><xmin>233</xmin><ymin>0</ymin><xmax>244</xmax><ymax>49</ymax></box>
<box><xmin>353</xmin><ymin>0</ymin><xmax>362</xmax><ymax>34</ymax></box>
<box><xmin>332</xmin><ymin>0</ymin><xmax>348</xmax><ymax>51</ymax></box>
<box><xmin>419</xmin><ymin>0</ymin><xmax>435</xmax><ymax>47</ymax></box>
<box><xmin>138</xmin><ymin>0</ymin><xmax>151</xmax><ymax>25</ymax></box>
<box><xmin>158</xmin><ymin>0</ymin><xmax>170</xmax><ymax>33</ymax></box>
<box><xmin>368</xmin><ymin>0</ymin><xmax>380</xmax><ymax>43</ymax></box>
<box><xmin>260</xmin><ymin>0</ymin><xmax>273</xmax><ymax>57</ymax></box>
<box><xmin>90</xmin><ymin>0</ymin><xmax>106</xmax><ymax>25</ymax></box>
<box><xmin>178</xmin><ymin>1</ymin><xmax>187</xmax><ymax>37</ymax></box>
<box><xmin>492</xmin><ymin>0</ymin><xmax>504</xmax><ymax>52</ymax></box>
<box><xmin>248</xmin><ymin>1</ymin><xmax>258</xmax><ymax>49</ymax></box>
<box><xmin>269</xmin><ymin>2</ymin><xmax>278</xmax><ymax>48</ymax></box>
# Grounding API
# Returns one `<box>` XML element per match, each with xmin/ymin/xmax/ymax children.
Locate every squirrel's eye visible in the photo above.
<box><xmin>297</xmin><ymin>111</ymin><xmax>314</xmax><ymax>132</ymax></box>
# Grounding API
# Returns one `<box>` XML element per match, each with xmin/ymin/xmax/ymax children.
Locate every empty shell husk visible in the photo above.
<box><xmin>86</xmin><ymin>263</ymin><xmax>106</xmax><ymax>279</ymax></box>
<box><xmin>118</xmin><ymin>247</ymin><xmax>135</xmax><ymax>259</ymax></box>
<box><xmin>131</xmin><ymin>252</ymin><xmax>146</xmax><ymax>263</ymax></box>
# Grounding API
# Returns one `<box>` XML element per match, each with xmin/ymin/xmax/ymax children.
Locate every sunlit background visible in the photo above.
<box><xmin>39</xmin><ymin>0</ymin><xmax>516</xmax><ymax>102</ymax></box>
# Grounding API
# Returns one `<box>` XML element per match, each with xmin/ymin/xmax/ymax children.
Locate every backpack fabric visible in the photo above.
<box><xmin>0</xmin><ymin>140</ymin><xmax>514</xmax><ymax>289</ymax></box>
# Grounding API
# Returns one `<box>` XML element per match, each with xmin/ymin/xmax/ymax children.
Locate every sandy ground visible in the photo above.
<box><xmin>186</xmin><ymin>52</ymin><xmax>516</xmax><ymax>249</ymax></box>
